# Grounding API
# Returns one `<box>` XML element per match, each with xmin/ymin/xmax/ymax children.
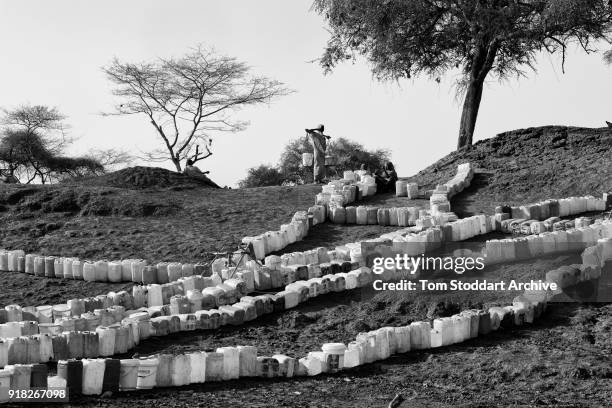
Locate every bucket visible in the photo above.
<box><xmin>119</xmin><ymin>359</ymin><xmax>139</xmax><ymax>390</ymax></box>
<box><xmin>82</xmin><ymin>358</ymin><xmax>105</xmax><ymax>395</ymax></box>
<box><xmin>51</xmin><ymin>305</ymin><xmax>71</xmax><ymax>322</ymax></box>
<box><xmin>136</xmin><ymin>358</ymin><xmax>158</xmax><ymax>389</ymax></box>
<box><xmin>322</xmin><ymin>343</ymin><xmax>347</xmax><ymax>372</ymax></box>
<box><xmin>5</xmin><ymin>305</ymin><xmax>22</xmax><ymax>322</ymax></box>
<box><xmin>57</xmin><ymin>359</ymin><xmax>82</xmax><ymax>395</ymax></box>
<box><xmin>102</xmin><ymin>358</ymin><xmax>120</xmax><ymax>393</ymax></box>
<box><xmin>68</xmin><ymin>299</ymin><xmax>86</xmax><ymax>318</ymax></box>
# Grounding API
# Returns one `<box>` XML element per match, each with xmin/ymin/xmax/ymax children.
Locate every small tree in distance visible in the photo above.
<box><xmin>103</xmin><ymin>45</ymin><xmax>291</xmax><ymax>172</ymax></box>
<box><xmin>238</xmin><ymin>164</ymin><xmax>285</xmax><ymax>188</ymax></box>
<box><xmin>313</xmin><ymin>0</ymin><xmax>612</xmax><ymax>149</ymax></box>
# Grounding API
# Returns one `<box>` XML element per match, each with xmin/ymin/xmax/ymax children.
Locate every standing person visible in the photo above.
<box><xmin>305</xmin><ymin>124</ymin><xmax>331</xmax><ymax>183</ymax></box>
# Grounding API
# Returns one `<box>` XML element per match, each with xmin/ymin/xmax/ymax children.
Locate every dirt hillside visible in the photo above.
<box><xmin>0</xmin><ymin>126</ymin><xmax>611</xmax><ymax>407</ymax></box>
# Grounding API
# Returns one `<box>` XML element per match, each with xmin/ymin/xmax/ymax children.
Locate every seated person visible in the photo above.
<box><xmin>359</xmin><ymin>163</ymin><xmax>372</xmax><ymax>176</ymax></box>
<box><xmin>183</xmin><ymin>159</ymin><xmax>220</xmax><ymax>188</ymax></box>
<box><xmin>374</xmin><ymin>161</ymin><xmax>398</xmax><ymax>193</ymax></box>
<box><xmin>0</xmin><ymin>171</ymin><xmax>19</xmax><ymax>184</ymax></box>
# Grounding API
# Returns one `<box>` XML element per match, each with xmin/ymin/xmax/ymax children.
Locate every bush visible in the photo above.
<box><xmin>238</xmin><ymin>164</ymin><xmax>285</xmax><ymax>188</ymax></box>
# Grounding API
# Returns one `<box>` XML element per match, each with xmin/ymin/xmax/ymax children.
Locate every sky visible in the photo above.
<box><xmin>1</xmin><ymin>0</ymin><xmax>611</xmax><ymax>187</ymax></box>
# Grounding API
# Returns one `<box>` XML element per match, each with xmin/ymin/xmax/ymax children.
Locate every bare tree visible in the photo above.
<box><xmin>102</xmin><ymin>45</ymin><xmax>291</xmax><ymax>172</ymax></box>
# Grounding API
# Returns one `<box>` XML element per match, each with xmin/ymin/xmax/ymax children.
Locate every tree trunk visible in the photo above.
<box><xmin>457</xmin><ymin>77</ymin><xmax>484</xmax><ymax>149</ymax></box>
<box><xmin>172</xmin><ymin>157</ymin><xmax>182</xmax><ymax>172</ymax></box>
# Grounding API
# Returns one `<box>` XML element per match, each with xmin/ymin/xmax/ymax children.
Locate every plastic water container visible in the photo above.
<box><xmin>0</xmin><ymin>369</ymin><xmax>10</xmax><ymax>402</ymax></box>
<box><xmin>82</xmin><ymin>331</ymin><xmax>99</xmax><ymax>358</ymax></box>
<box><xmin>82</xmin><ymin>359</ymin><xmax>105</xmax><ymax>395</ymax></box>
<box><xmin>147</xmin><ymin>284</ymin><xmax>163</xmax><ymax>307</ymax></box>
<box><xmin>25</xmin><ymin>336</ymin><xmax>41</xmax><ymax>363</ymax></box>
<box><xmin>30</xmin><ymin>363</ymin><xmax>48</xmax><ymax>388</ymax></box>
<box><xmin>395</xmin><ymin>180</ymin><xmax>407</xmax><ymax>197</ymax></box>
<box><xmin>0</xmin><ymin>321</ymin><xmax>21</xmax><ymax>338</ymax></box>
<box><xmin>186</xmin><ymin>290</ymin><xmax>204</xmax><ymax>312</ymax></box>
<box><xmin>53</xmin><ymin>258</ymin><xmax>63</xmax><ymax>278</ymax></box>
<box><xmin>167</xmin><ymin>263</ymin><xmax>182</xmax><ymax>282</ymax></box>
<box><xmin>119</xmin><ymin>359</ymin><xmax>139</xmax><ymax>390</ymax></box>
<box><xmin>155</xmin><ymin>354</ymin><xmax>173</xmax><ymax>387</ymax></box>
<box><xmin>62</xmin><ymin>258</ymin><xmax>74</xmax><ymax>279</ymax></box>
<box><xmin>66</xmin><ymin>331</ymin><xmax>84</xmax><ymax>359</ymax></box>
<box><xmin>7</xmin><ymin>364</ymin><xmax>31</xmax><ymax>390</ymax></box>
<box><xmin>7</xmin><ymin>337</ymin><xmax>27</xmax><ymax>364</ymax></box>
<box><xmin>101</xmin><ymin>358</ymin><xmax>120</xmax><ymax>393</ymax></box>
<box><xmin>44</xmin><ymin>256</ymin><xmax>55</xmax><ymax>278</ymax></box>
<box><xmin>169</xmin><ymin>354</ymin><xmax>190</xmax><ymax>386</ymax></box>
<box><xmin>83</xmin><ymin>262</ymin><xmax>96</xmax><ymax>282</ymax></box>
<box><xmin>57</xmin><ymin>359</ymin><xmax>82</xmax><ymax>395</ymax></box>
<box><xmin>136</xmin><ymin>357</ymin><xmax>158</xmax><ymax>389</ymax></box>
<box><xmin>37</xmin><ymin>334</ymin><xmax>53</xmax><ymax>362</ymax></box>
<box><xmin>237</xmin><ymin>346</ymin><xmax>258</xmax><ymax>377</ymax></box>
<box><xmin>187</xmin><ymin>352</ymin><xmax>205</xmax><ymax>384</ymax></box>
<box><xmin>142</xmin><ymin>266</ymin><xmax>157</xmax><ymax>284</ymax></box>
<box><xmin>321</xmin><ymin>343</ymin><xmax>346</xmax><ymax>372</ymax></box>
<box><xmin>216</xmin><ymin>347</ymin><xmax>239</xmax><ymax>380</ymax></box>
<box><xmin>108</xmin><ymin>262</ymin><xmax>122</xmax><ymax>282</ymax></box>
<box><xmin>132</xmin><ymin>286</ymin><xmax>146</xmax><ymax>309</ymax></box>
<box><xmin>111</xmin><ymin>325</ymin><xmax>129</xmax><ymax>354</ymax></box>
<box><xmin>302</xmin><ymin>152</ymin><xmax>313</xmax><ymax>166</ymax></box>
<box><xmin>204</xmin><ymin>352</ymin><xmax>224</xmax><ymax>382</ymax></box>
<box><xmin>356</xmin><ymin>206</ymin><xmax>367</xmax><ymax>225</ymax></box>
<box><xmin>298</xmin><ymin>356</ymin><xmax>322</xmax><ymax>376</ymax></box>
<box><xmin>71</xmin><ymin>260</ymin><xmax>84</xmax><ymax>280</ymax></box>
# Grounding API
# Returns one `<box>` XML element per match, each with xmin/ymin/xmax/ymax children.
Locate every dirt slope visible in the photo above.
<box><xmin>0</xmin><ymin>126</ymin><xmax>611</xmax><ymax>407</ymax></box>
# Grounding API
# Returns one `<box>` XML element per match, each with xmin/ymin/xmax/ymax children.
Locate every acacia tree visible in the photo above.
<box><xmin>1</xmin><ymin>105</ymin><xmax>104</xmax><ymax>183</ymax></box>
<box><xmin>103</xmin><ymin>46</ymin><xmax>291</xmax><ymax>172</ymax></box>
<box><xmin>313</xmin><ymin>0</ymin><xmax>612</xmax><ymax>149</ymax></box>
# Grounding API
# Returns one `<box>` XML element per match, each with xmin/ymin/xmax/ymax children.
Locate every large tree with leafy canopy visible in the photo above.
<box><xmin>313</xmin><ymin>0</ymin><xmax>612</xmax><ymax>149</ymax></box>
